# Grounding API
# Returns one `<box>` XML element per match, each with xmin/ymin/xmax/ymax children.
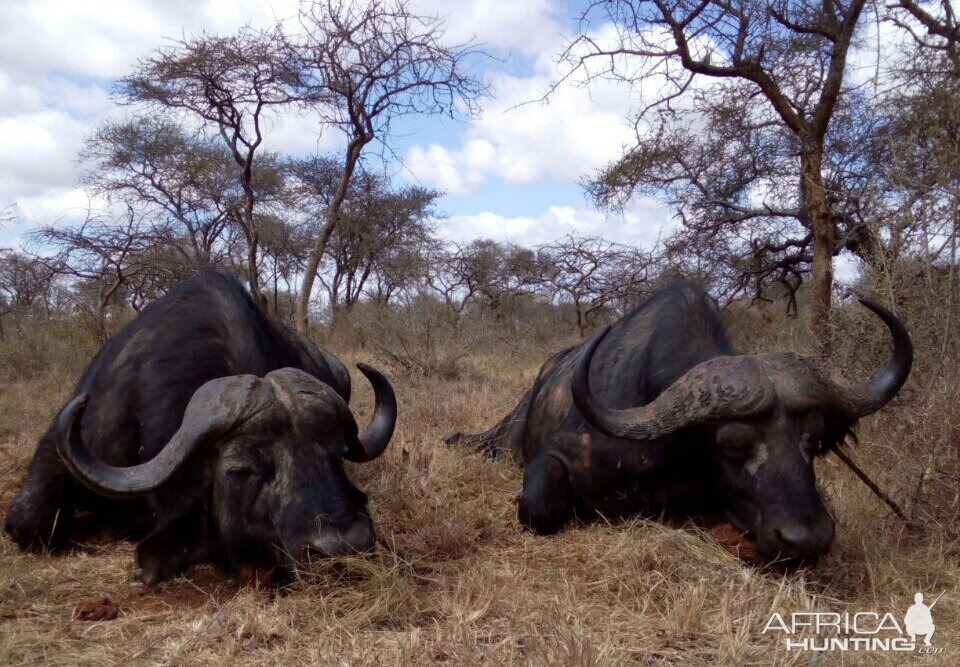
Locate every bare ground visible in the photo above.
<box><xmin>0</xmin><ymin>332</ymin><xmax>957</xmax><ymax>666</ymax></box>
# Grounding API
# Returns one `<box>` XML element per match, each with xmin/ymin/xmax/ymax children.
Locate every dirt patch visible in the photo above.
<box><xmin>710</xmin><ymin>522</ymin><xmax>761</xmax><ymax>564</ymax></box>
<box><xmin>73</xmin><ymin>598</ymin><xmax>120</xmax><ymax>621</ymax></box>
<box><xmin>237</xmin><ymin>564</ymin><xmax>275</xmax><ymax>588</ymax></box>
<box><xmin>71</xmin><ymin>568</ymin><xmax>245</xmax><ymax>621</ymax></box>
<box><xmin>125</xmin><ymin>567</ymin><xmax>246</xmax><ymax>613</ymax></box>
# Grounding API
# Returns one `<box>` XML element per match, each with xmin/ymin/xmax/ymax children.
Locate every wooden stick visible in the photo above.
<box><xmin>833</xmin><ymin>447</ymin><xmax>917</xmax><ymax>527</ymax></box>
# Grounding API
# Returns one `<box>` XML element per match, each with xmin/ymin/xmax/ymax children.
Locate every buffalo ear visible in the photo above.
<box><xmin>136</xmin><ymin>502</ymin><xmax>212</xmax><ymax>586</ymax></box>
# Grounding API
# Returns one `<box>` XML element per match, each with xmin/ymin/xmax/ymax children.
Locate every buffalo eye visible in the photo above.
<box><xmin>798</xmin><ymin>432</ymin><xmax>817</xmax><ymax>462</ymax></box>
<box><xmin>715</xmin><ymin>423</ymin><xmax>756</xmax><ymax>462</ymax></box>
<box><xmin>800</xmin><ymin>413</ymin><xmax>826</xmax><ymax>457</ymax></box>
<box><xmin>222</xmin><ymin>453</ymin><xmax>268</xmax><ymax>479</ymax></box>
<box><xmin>723</xmin><ymin>441</ymin><xmax>754</xmax><ymax>463</ymax></box>
<box><xmin>225</xmin><ymin>464</ymin><xmax>259</xmax><ymax>478</ymax></box>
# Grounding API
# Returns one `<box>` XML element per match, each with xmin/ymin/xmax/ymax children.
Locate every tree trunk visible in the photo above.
<box><xmin>574</xmin><ymin>298</ymin><xmax>587</xmax><ymax>338</ymax></box>
<box><xmin>273</xmin><ymin>255</ymin><xmax>279</xmax><ymax>316</ymax></box>
<box><xmin>801</xmin><ymin>146</ymin><xmax>835</xmax><ymax>356</ymax></box>
<box><xmin>294</xmin><ymin>139</ymin><xmax>366</xmax><ymax>333</ymax></box>
<box><xmin>245</xmin><ymin>227</ymin><xmax>266</xmax><ymax>310</ymax></box>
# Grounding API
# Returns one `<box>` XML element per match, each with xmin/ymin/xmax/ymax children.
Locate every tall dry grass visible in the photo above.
<box><xmin>0</xmin><ymin>289</ymin><xmax>957</xmax><ymax>665</ymax></box>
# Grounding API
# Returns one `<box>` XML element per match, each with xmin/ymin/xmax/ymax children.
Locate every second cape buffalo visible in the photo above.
<box><xmin>448</xmin><ymin>283</ymin><xmax>912</xmax><ymax>563</ymax></box>
<box><xmin>5</xmin><ymin>270</ymin><xmax>397</xmax><ymax>584</ymax></box>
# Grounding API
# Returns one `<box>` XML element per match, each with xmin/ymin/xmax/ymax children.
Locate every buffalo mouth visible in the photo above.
<box><xmin>711</xmin><ymin>512</ymin><xmax>832</xmax><ymax>571</ymax></box>
<box><xmin>300</xmin><ymin>517</ymin><xmax>377</xmax><ymax>559</ymax></box>
<box><xmin>266</xmin><ymin>514</ymin><xmax>377</xmax><ymax>577</ymax></box>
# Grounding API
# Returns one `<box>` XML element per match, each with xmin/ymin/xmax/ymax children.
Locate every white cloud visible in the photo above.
<box><xmin>0</xmin><ymin>0</ymin><xmax>304</xmax><ymax>81</ymax></box>
<box><xmin>847</xmin><ymin>15</ymin><xmax>912</xmax><ymax>89</ymax></box>
<box><xmin>441</xmin><ymin>198</ymin><xmax>675</xmax><ymax>248</ymax></box>
<box><xmin>1</xmin><ymin>0</ymin><xmax>620</xmax><ymax>246</ymax></box>
<box><xmin>415</xmin><ymin>0</ymin><xmax>564</xmax><ymax>54</ymax></box>
<box><xmin>259</xmin><ymin>107</ymin><xmax>345</xmax><ymax>156</ymax></box>
<box><xmin>14</xmin><ymin>188</ymin><xmax>99</xmax><ymax>227</ymax></box>
<box><xmin>407</xmin><ymin>140</ymin><xmax>496</xmax><ymax>195</ymax></box>
<box><xmin>39</xmin><ymin>78</ymin><xmax>116</xmax><ymax>120</ymax></box>
<box><xmin>0</xmin><ymin>73</ymin><xmax>44</xmax><ymax>116</ymax></box>
<box><xmin>0</xmin><ymin>111</ymin><xmax>87</xmax><ymax>198</ymax></box>
<box><xmin>406</xmin><ymin>69</ymin><xmax>637</xmax><ymax>194</ymax></box>
<box><xmin>0</xmin><ymin>0</ymin><xmax>317</xmax><ymax>230</ymax></box>
<box><xmin>404</xmin><ymin>21</ymin><xmax>644</xmax><ymax>195</ymax></box>
<box><xmin>1</xmin><ymin>1</ymin><xmax>173</xmax><ymax>80</ymax></box>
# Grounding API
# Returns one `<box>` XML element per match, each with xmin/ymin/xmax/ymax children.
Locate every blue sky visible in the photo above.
<box><xmin>0</xmin><ymin>0</ymin><xmax>677</xmax><ymax>251</ymax></box>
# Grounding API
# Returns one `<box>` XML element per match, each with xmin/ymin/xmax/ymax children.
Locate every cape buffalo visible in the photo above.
<box><xmin>448</xmin><ymin>283</ymin><xmax>912</xmax><ymax>563</ymax></box>
<box><xmin>5</xmin><ymin>270</ymin><xmax>397</xmax><ymax>584</ymax></box>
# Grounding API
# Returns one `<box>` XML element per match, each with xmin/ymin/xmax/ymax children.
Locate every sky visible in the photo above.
<box><xmin>0</xmin><ymin>0</ymin><xmax>913</xmax><ymax>262</ymax></box>
<box><xmin>0</xmin><ymin>0</ymin><xmax>679</xmax><ymax>252</ymax></box>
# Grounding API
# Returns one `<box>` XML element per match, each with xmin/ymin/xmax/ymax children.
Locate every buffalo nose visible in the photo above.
<box><xmin>304</xmin><ymin>518</ymin><xmax>375</xmax><ymax>557</ymax></box>
<box><xmin>771</xmin><ymin>518</ymin><xmax>835</xmax><ymax>561</ymax></box>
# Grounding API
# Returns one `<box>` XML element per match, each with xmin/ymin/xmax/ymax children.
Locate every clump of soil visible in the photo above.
<box><xmin>237</xmin><ymin>564</ymin><xmax>275</xmax><ymax>588</ymax></box>
<box><xmin>73</xmin><ymin>598</ymin><xmax>120</xmax><ymax>621</ymax></box>
<box><xmin>72</xmin><ymin>567</ymin><xmax>246</xmax><ymax>622</ymax></box>
<box><xmin>127</xmin><ymin>567</ymin><xmax>244</xmax><ymax>612</ymax></box>
<box><xmin>710</xmin><ymin>522</ymin><xmax>762</xmax><ymax>564</ymax></box>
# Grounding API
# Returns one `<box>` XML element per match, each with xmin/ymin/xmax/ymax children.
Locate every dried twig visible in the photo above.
<box><xmin>833</xmin><ymin>447</ymin><xmax>918</xmax><ymax>528</ymax></box>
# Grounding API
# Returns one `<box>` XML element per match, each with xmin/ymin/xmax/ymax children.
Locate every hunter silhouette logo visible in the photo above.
<box><xmin>762</xmin><ymin>591</ymin><xmax>947</xmax><ymax>653</ymax></box>
<box><xmin>904</xmin><ymin>591</ymin><xmax>942</xmax><ymax>647</ymax></box>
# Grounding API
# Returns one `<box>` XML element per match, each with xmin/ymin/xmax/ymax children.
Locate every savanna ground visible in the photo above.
<box><xmin>0</xmin><ymin>293</ymin><xmax>957</xmax><ymax>666</ymax></box>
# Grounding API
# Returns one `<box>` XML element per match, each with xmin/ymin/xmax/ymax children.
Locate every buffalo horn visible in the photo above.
<box><xmin>344</xmin><ymin>363</ymin><xmax>397</xmax><ymax>463</ymax></box>
<box><xmin>56</xmin><ymin>375</ymin><xmax>259</xmax><ymax>498</ymax></box>
<box><xmin>571</xmin><ymin>326</ymin><xmax>775</xmax><ymax>440</ymax></box>
<box><xmin>830</xmin><ymin>298</ymin><xmax>913</xmax><ymax>418</ymax></box>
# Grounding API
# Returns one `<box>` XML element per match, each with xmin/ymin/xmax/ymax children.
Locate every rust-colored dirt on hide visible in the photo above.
<box><xmin>710</xmin><ymin>522</ymin><xmax>762</xmax><ymax>564</ymax></box>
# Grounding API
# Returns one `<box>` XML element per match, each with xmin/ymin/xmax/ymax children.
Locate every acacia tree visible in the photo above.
<box><xmin>290</xmin><ymin>0</ymin><xmax>485</xmax><ymax>332</ymax></box>
<box><xmin>862</xmin><ymin>46</ymin><xmax>960</xmax><ymax>355</ymax></box>
<box><xmin>537</xmin><ymin>235</ymin><xmax>653</xmax><ymax>337</ymax></box>
<box><xmin>882</xmin><ymin>53</ymin><xmax>960</xmax><ymax>254</ymax></box>
<box><xmin>323</xmin><ymin>178</ymin><xmax>438</xmax><ymax>310</ymax></box>
<box><xmin>286</xmin><ymin>156</ymin><xmax>438</xmax><ymax>311</ymax></box>
<box><xmin>257</xmin><ymin>213</ymin><xmax>306</xmax><ymax>318</ymax></box>
<box><xmin>81</xmin><ymin>117</ymin><xmax>239</xmax><ymax>272</ymax></box>
<box><xmin>590</xmin><ymin>80</ymin><xmax>883</xmax><ymax>313</ymax></box>
<box><xmin>567</xmin><ymin>0</ymin><xmax>871</xmax><ymax>351</ymax></box>
<box><xmin>0</xmin><ymin>250</ymin><xmax>56</xmax><ymax>336</ymax></box>
<box><xmin>29</xmin><ymin>208</ymin><xmax>160</xmax><ymax>340</ymax></box>
<box><xmin>119</xmin><ymin>27</ymin><xmax>300</xmax><ymax>306</ymax></box>
<box><xmin>889</xmin><ymin>0</ymin><xmax>960</xmax><ymax>73</ymax></box>
<box><xmin>367</xmin><ymin>239</ymin><xmax>433</xmax><ymax>304</ymax></box>
<box><xmin>427</xmin><ymin>240</ymin><xmax>542</xmax><ymax>313</ymax></box>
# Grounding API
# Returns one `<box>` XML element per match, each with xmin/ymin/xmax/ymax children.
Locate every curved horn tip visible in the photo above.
<box><xmin>855</xmin><ymin>297</ymin><xmax>907</xmax><ymax>332</ymax></box>
<box><xmin>347</xmin><ymin>362</ymin><xmax>397</xmax><ymax>463</ymax></box>
<box><xmin>355</xmin><ymin>362</ymin><xmax>381</xmax><ymax>377</ymax></box>
<box><xmin>832</xmin><ymin>294</ymin><xmax>914</xmax><ymax>418</ymax></box>
<box><xmin>856</xmin><ymin>296</ymin><xmax>912</xmax><ymax>354</ymax></box>
<box><xmin>66</xmin><ymin>392</ymin><xmax>89</xmax><ymax>413</ymax></box>
<box><xmin>574</xmin><ymin>325</ymin><xmax>613</xmax><ymax>371</ymax></box>
<box><xmin>856</xmin><ymin>296</ymin><xmax>886</xmax><ymax>315</ymax></box>
<box><xmin>571</xmin><ymin>325</ymin><xmax>620</xmax><ymax>438</ymax></box>
<box><xmin>56</xmin><ymin>393</ymin><xmax>89</xmax><ymax>434</ymax></box>
<box><xmin>594</xmin><ymin>324</ymin><xmax>614</xmax><ymax>343</ymax></box>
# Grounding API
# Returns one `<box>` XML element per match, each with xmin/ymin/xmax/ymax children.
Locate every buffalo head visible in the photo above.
<box><xmin>572</xmin><ymin>299</ymin><xmax>912</xmax><ymax>563</ymax></box>
<box><xmin>56</xmin><ymin>365</ymin><xmax>397</xmax><ymax>584</ymax></box>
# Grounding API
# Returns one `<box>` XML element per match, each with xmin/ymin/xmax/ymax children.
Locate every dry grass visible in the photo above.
<box><xmin>1</xmin><ymin>311</ymin><xmax>958</xmax><ymax>666</ymax></box>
